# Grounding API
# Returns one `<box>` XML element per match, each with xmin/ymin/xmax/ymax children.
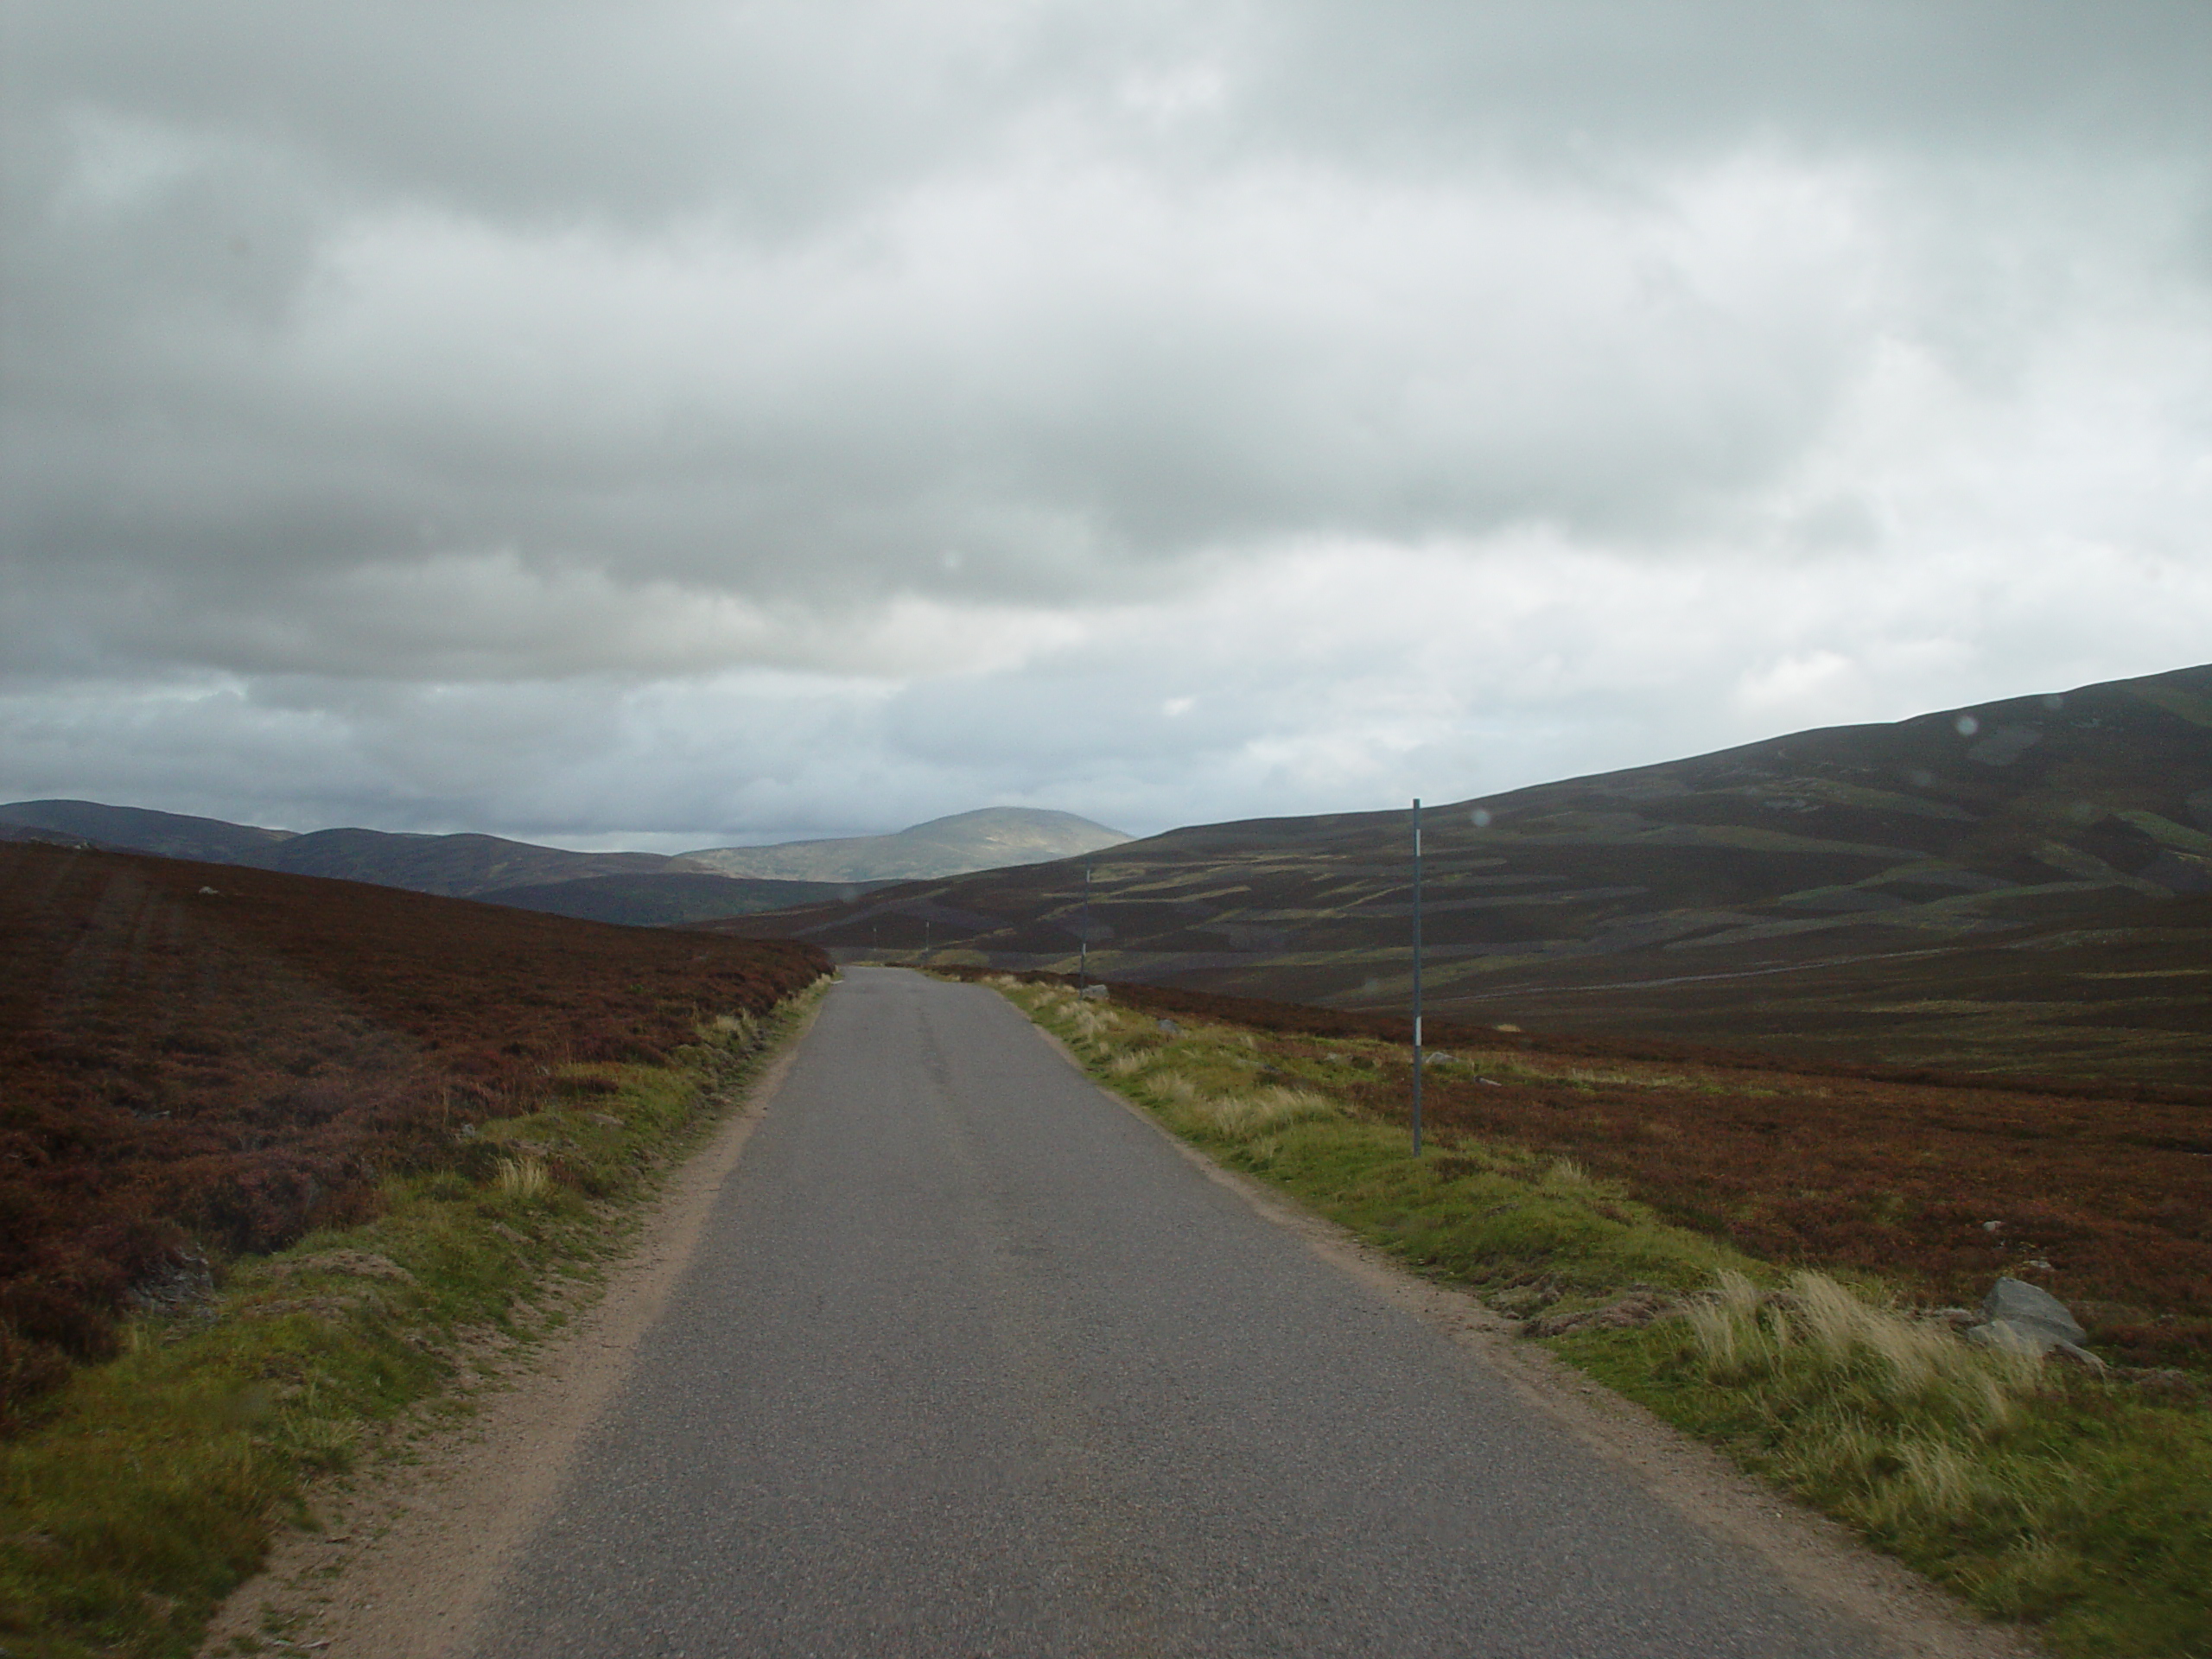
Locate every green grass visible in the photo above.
<box><xmin>1560</xmin><ymin>1292</ymin><xmax>2212</xmax><ymax>1658</ymax></box>
<box><xmin>1001</xmin><ymin>976</ymin><xmax>2212</xmax><ymax>1659</ymax></box>
<box><xmin>0</xmin><ymin>981</ymin><xmax>828</xmax><ymax>1659</ymax></box>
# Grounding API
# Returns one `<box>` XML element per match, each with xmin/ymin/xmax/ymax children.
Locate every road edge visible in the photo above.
<box><xmin>1008</xmin><ymin>996</ymin><xmax>2041</xmax><ymax>1659</ymax></box>
<box><xmin>195</xmin><ymin>984</ymin><xmax>832</xmax><ymax>1659</ymax></box>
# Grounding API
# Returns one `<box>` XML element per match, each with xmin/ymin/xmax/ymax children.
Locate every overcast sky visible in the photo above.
<box><xmin>3</xmin><ymin>2</ymin><xmax>2209</xmax><ymax>849</ymax></box>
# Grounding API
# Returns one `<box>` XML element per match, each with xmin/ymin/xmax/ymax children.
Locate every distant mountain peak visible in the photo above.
<box><xmin>683</xmin><ymin>806</ymin><xmax>1129</xmax><ymax>883</ymax></box>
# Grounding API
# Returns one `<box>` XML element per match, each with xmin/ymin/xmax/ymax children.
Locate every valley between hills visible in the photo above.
<box><xmin>3</xmin><ymin>664</ymin><xmax>2209</xmax><ymax>1659</ymax></box>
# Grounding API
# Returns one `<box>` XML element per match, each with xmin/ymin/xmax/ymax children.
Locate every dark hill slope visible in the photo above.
<box><xmin>702</xmin><ymin>664</ymin><xmax>2212</xmax><ymax>1083</ymax></box>
<box><xmin>0</xmin><ymin>801</ymin><xmax>709</xmax><ymax>897</ymax></box>
<box><xmin>247</xmin><ymin>827</ymin><xmax>700</xmax><ymax>897</ymax></box>
<box><xmin>0</xmin><ymin>799</ymin><xmax>295</xmax><ymax>863</ymax></box>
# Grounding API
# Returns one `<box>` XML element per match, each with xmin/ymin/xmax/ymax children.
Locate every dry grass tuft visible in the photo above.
<box><xmin>1198</xmin><ymin>1084</ymin><xmax>1339</xmax><ymax>1138</ymax></box>
<box><xmin>1688</xmin><ymin>1269</ymin><xmax>2036</xmax><ymax>1437</ymax></box>
<box><xmin>1149</xmin><ymin>1071</ymin><xmax>1201</xmax><ymax>1106</ymax></box>
<box><xmin>492</xmin><ymin>1155</ymin><xmax>551</xmax><ymax>1202</ymax></box>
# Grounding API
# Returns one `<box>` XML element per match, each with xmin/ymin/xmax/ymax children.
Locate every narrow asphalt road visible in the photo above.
<box><xmin>471</xmin><ymin>966</ymin><xmax>1887</xmax><ymax>1658</ymax></box>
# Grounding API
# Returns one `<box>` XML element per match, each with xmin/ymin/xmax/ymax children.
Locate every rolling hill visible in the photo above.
<box><xmin>0</xmin><ymin>802</ymin><xmax>705</xmax><ymax>897</ymax></box>
<box><xmin>696</xmin><ymin>664</ymin><xmax>2212</xmax><ymax>1084</ymax></box>
<box><xmin>682</xmin><ymin>807</ymin><xmax>1128</xmax><ymax>883</ymax></box>
<box><xmin>0</xmin><ymin>798</ymin><xmax>296</xmax><ymax>864</ymax></box>
<box><xmin>0</xmin><ymin>802</ymin><xmax>1124</xmax><ymax>918</ymax></box>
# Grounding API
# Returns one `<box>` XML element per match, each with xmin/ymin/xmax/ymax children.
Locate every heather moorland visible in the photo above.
<box><xmin>0</xmin><ymin>839</ymin><xmax>827</xmax><ymax>1428</ymax></box>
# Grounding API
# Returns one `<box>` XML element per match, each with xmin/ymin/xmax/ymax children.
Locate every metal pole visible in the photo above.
<box><xmin>1411</xmin><ymin>797</ymin><xmax>1423</xmax><ymax>1155</ymax></box>
<box><xmin>1078</xmin><ymin>859</ymin><xmax>1093</xmax><ymax>985</ymax></box>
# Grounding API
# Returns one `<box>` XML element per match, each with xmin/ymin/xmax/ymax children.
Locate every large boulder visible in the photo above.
<box><xmin>1968</xmin><ymin>1276</ymin><xmax>2099</xmax><ymax>1367</ymax></box>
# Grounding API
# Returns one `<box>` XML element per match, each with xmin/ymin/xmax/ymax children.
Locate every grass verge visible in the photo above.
<box><xmin>993</xmin><ymin>976</ymin><xmax>2212</xmax><ymax>1659</ymax></box>
<box><xmin>0</xmin><ymin>979</ymin><xmax>829</xmax><ymax>1659</ymax></box>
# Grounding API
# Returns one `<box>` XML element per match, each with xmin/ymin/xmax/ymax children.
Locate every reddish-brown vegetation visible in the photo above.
<box><xmin>0</xmin><ymin>841</ymin><xmax>828</xmax><ymax>1424</ymax></box>
<box><xmin>954</xmin><ymin>970</ymin><xmax>2212</xmax><ymax>1371</ymax></box>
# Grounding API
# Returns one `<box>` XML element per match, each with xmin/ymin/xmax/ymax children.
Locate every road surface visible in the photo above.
<box><xmin>471</xmin><ymin>966</ymin><xmax>1893</xmax><ymax>1657</ymax></box>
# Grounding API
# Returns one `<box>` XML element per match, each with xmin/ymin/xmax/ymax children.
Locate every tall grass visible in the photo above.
<box><xmin>988</xmin><ymin>976</ymin><xmax>2212</xmax><ymax>1659</ymax></box>
<box><xmin>1687</xmin><ymin>1269</ymin><xmax>2034</xmax><ymax>1438</ymax></box>
<box><xmin>1596</xmin><ymin>1267</ymin><xmax>2212</xmax><ymax>1655</ymax></box>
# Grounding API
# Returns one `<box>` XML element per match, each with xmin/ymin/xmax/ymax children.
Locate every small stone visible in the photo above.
<box><xmin>1078</xmin><ymin>984</ymin><xmax>1109</xmax><ymax>1001</ymax></box>
<box><xmin>1476</xmin><ymin>1076</ymin><xmax>1502</xmax><ymax>1087</ymax></box>
<box><xmin>197</xmin><ymin>886</ymin><xmax>220</xmax><ymax>896</ymax></box>
<box><xmin>1155</xmin><ymin>1018</ymin><xmax>1182</xmax><ymax>1036</ymax></box>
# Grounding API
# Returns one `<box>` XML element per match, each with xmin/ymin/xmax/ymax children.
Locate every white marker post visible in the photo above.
<box><xmin>1411</xmin><ymin>797</ymin><xmax>1424</xmax><ymax>1155</ymax></box>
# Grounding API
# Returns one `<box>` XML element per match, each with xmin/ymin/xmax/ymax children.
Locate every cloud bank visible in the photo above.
<box><xmin>3</xmin><ymin>2</ymin><xmax>2208</xmax><ymax>842</ymax></box>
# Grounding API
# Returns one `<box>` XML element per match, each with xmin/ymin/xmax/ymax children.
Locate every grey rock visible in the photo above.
<box><xmin>1078</xmin><ymin>983</ymin><xmax>1109</xmax><ymax>1001</ymax></box>
<box><xmin>1981</xmin><ymin>1276</ymin><xmax>2085</xmax><ymax>1345</ymax></box>
<box><xmin>1155</xmin><ymin>1017</ymin><xmax>1182</xmax><ymax>1035</ymax></box>
<box><xmin>2045</xmin><ymin>1340</ymin><xmax>2107</xmax><ymax>1374</ymax></box>
<box><xmin>1968</xmin><ymin>1276</ymin><xmax>2092</xmax><ymax>1359</ymax></box>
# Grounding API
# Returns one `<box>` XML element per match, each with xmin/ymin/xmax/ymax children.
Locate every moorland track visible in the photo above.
<box><xmin>461</xmin><ymin>966</ymin><xmax>1944</xmax><ymax>1658</ymax></box>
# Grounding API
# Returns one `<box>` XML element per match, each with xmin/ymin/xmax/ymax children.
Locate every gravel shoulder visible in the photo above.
<box><xmin>195</xmin><ymin>1015</ymin><xmax>818</xmax><ymax>1659</ymax></box>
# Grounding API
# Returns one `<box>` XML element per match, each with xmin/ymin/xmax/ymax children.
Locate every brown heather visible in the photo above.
<box><xmin>946</xmin><ymin>971</ymin><xmax>2212</xmax><ymax>1372</ymax></box>
<box><xmin>0</xmin><ymin>840</ymin><xmax>828</xmax><ymax>1427</ymax></box>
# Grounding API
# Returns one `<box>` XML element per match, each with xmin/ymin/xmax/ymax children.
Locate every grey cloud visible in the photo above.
<box><xmin>1252</xmin><ymin>1</ymin><xmax>2212</xmax><ymax>163</ymax></box>
<box><xmin>3</xmin><ymin>1</ymin><xmax>2209</xmax><ymax>840</ymax></box>
<box><xmin>5</xmin><ymin>146</ymin><xmax>1878</xmax><ymax>678</ymax></box>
